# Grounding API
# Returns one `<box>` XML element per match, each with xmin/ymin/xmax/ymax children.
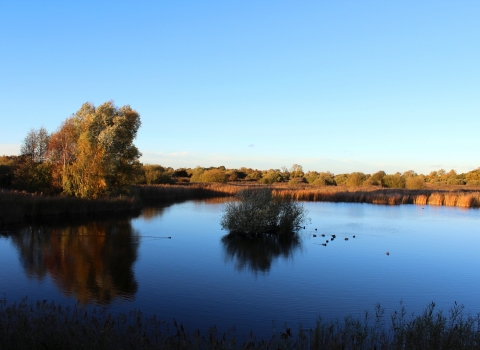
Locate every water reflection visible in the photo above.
<box><xmin>221</xmin><ymin>233</ymin><xmax>302</xmax><ymax>274</ymax></box>
<box><xmin>8</xmin><ymin>219</ymin><xmax>139</xmax><ymax>305</ymax></box>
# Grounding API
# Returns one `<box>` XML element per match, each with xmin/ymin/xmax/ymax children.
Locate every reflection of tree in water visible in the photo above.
<box><xmin>221</xmin><ymin>233</ymin><xmax>302</xmax><ymax>274</ymax></box>
<box><xmin>9</xmin><ymin>219</ymin><xmax>139</xmax><ymax>305</ymax></box>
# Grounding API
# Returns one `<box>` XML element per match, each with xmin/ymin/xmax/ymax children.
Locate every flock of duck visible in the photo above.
<box><xmin>306</xmin><ymin>226</ymin><xmax>389</xmax><ymax>255</ymax></box>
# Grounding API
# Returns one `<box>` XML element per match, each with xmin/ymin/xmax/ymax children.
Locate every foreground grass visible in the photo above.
<box><xmin>1</xmin><ymin>298</ymin><xmax>479</xmax><ymax>349</ymax></box>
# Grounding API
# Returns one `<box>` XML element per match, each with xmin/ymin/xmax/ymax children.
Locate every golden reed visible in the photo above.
<box><xmin>137</xmin><ymin>183</ymin><xmax>480</xmax><ymax>208</ymax></box>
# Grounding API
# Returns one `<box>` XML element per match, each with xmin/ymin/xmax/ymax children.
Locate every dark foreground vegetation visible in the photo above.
<box><xmin>1</xmin><ymin>298</ymin><xmax>479</xmax><ymax>349</ymax></box>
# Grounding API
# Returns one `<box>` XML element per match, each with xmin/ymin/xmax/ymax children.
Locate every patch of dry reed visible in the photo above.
<box><xmin>0</xmin><ymin>189</ymin><xmax>140</xmax><ymax>225</ymax></box>
<box><xmin>271</xmin><ymin>187</ymin><xmax>480</xmax><ymax>209</ymax></box>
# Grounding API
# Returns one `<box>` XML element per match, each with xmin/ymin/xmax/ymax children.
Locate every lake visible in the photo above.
<box><xmin>1</xmin><ymin>199</ymin><xmax>479</xmax><ymax>339</ymax></box>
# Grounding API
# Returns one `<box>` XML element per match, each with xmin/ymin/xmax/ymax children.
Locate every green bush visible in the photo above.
<box><xmin>221</xmin><ymin>188</ymin><xmax>309</xmax><ymax>234</ymax></box>
<box><xmin>406</xmin><ymin>176</ymin><xmax>426</xmax><ymax>189</ymax></box>
<box><xmin>382</xmin><ymin>173</ymin><xmax>406</xmax><ymax>189</ymax></box>
<box><xmin>345</xmin><ymin>172</ymin><xmax>366</xmax><ymax>187</ymax></box>
<box><xmin>198</xmin><ymin>169</ymin><xmax>228</xmax><ymax>183</ymax></box>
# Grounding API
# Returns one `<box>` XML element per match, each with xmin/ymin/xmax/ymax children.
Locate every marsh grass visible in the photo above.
<box><xmin>0</xmin><ymin>189</ymin><xmax>141</xmax><ymax>225</ymax></box>
<box><xmin>1</xmin><ymin>298</ymin><xmax>479</xmax><ymax>349</ymax></box>
<box><xmin>270</xmin><ymin>186</ymin><xmax>480</xmax><ymax>208</ymax></box>
<box><xmin>132</xmin><ymin>183</ymin><xmax>261</xmax><ymax>202</ymax></box>
<box><xmin>2</xmin><ymin>184</ymin><xmax>479</xmax><ymax>225</ymax></box>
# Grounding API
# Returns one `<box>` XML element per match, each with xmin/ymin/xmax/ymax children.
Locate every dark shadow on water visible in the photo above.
<box><xmin>221</xmin><ymin>232</ymin><xmax>302</xmax><ymax>275</ymax></box>
<box><xmin>4</xmin><ymin>218</ymin><xmax>139</xmax><ymax>305</ymax></box>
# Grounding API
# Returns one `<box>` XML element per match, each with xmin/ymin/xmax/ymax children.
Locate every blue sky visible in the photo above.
<box><xmin>1</xmin><ymin>1</ymin><xmax>479</xmax><ymax>174</ymax></box>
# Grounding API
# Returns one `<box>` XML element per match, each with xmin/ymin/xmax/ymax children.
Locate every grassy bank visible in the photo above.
<box><xmin>2</xmin><ymin>184</ymin><xmax>479</xmax><ymax>225</ymax></box>
<box><xmin>1</xmin><ymin>298</ymin><xmax>479</xmax><ymax>349</ymax></box>
<box><xmin>0</xmin><ymin>189</ymin><xmax>141</xmax><ymax>225</ymax></box>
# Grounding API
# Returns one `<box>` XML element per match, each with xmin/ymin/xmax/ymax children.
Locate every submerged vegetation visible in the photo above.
<box><xmin>1</xmin><ymin>298</ymin><xmax>479</xmax><ymax>349</ymax></box>
<box><xmin>221</xmin><ymin>188</ymin><xmax>309</xmax><ymax>234</ymax></box>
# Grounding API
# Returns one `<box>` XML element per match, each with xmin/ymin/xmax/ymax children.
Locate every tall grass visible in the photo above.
<box><xmin>0</xmin><ymin>189</ymin><xmax>141</xmax><ymax>225</ymax></box>
<box><xmin>271</xmin><ymin>186</ymin><xmax>480</xmax><ymax>208</ymax></box>
<box><xmin>132</xmin><ymin>183</ymin><xmax>260</xmax><ymax>202</ymax></box>
<box><xmin>2</xmin><ymin>184</ymin><xmax>479</xmax><ymax>225</ymax></box>
<box><xmin>1</xmin><ymin>298</ymin><xmax>479</xmax><ymax>349</ymax></box>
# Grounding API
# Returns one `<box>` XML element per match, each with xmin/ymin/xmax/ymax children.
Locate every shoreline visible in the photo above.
<box><xmin>1</xmin><ymin>184</ymin><xmax>479</xmax><ymax>225</ymax></box>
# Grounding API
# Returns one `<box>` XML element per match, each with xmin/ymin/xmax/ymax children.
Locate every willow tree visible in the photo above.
<box><xmin>50</xmin><ymin>101</ymin><xmax>142</xmax><ymax>198</ymax></box>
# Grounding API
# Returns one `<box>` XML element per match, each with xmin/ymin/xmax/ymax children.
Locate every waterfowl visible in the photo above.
<box><xmin>321</xmin><ymin>234</ymin><xmax>325</xmax><ymax>237</ymax></box>
<box><xmin>353</xmin><ymin>235</ymin><xmax>356</xmax><ymax>238</ymax></box>
<box><xmin>313</xmin><ymin>234</ymin><xmax>317</xmax><ymax>237</ymax></box>
<box><xmin>321</xmin><ymin>243</ymin><xmax>327</xmax><ymax>246</ymax></box>
<box><xmin>331</xmin><ymin>235</ymin><xmax>336</xmax><ymax>238</ymax></box>
<box><xmin>345</xmin><ymin>238</ymin><xmax>349</xmax><ymax>241</ymax></box>
<box><xmin>315</xmin><ymin>228</ymin><xmax>317</xmax><ymax>231</ymax></box>
<box><xmin>386</xmin><ymin>252</ymin><xmax>390</xmax><ymax>255</ymax></box>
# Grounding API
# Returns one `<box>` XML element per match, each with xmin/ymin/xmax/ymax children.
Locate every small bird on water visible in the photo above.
<box><xmin>345</xmin><ymin>238</ymin><xmax>349</xmax><ymax>241</ymax></box>
<box><xmin>386</xmin><ymin>252</ymin><xmax>390</xmax><ymax>256</ymax></box>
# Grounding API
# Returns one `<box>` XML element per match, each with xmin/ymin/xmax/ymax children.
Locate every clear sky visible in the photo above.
<box><xmin>1</xmin><ymin>1</ymin><xmax>479</xmax><ymax>175</ymax></box>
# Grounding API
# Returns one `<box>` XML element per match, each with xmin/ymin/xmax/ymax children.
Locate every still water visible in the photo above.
<box><xmin>1</xmin><ymin>200</ymin><xmax>479</xmax><ymax>338</ymax></box>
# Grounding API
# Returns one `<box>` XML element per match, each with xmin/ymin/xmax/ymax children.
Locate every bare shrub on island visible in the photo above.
<box><xmin>221</xmin><ymin>188</ymin><xmax>309</xmax><ymax>234</ymax></box>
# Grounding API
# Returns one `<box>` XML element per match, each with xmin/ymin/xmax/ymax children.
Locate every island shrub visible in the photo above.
<box><xmin>221</xmin><ymin>188</ymin><xmax>309</xmax><ymax>234</ymax></box>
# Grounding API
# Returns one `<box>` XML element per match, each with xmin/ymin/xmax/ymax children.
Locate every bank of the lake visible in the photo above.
<box><xmin>2</xmin><ymin>183</ymin><xmax>480</xmax><ymax>225</ymax></box>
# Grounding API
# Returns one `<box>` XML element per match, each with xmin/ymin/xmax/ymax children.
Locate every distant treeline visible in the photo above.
<box><xmin>135</xmin><ymin>164</ymin><xmax>480</xmax><ymax>189</ymax></box>
<box><xmin>2</xmin><ymin>156</ymin><xmax>480</xmax><ymax>197</ymax></box>
<box><xmin>0</xmin><ymin>99</ymin><xmax>479</xmax><ymax>199</ymax></box>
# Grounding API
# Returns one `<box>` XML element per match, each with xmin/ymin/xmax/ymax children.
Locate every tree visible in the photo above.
<box><xmin>345</xmin><ymin>172</ymin><xmax>367</xmax><ymax>187</ymax></box>
<box><xmin>382</xmin><ymin>173</ymin><xmax>406</xmax><ymax>188</ymax></box>
<box><xmin>21</xmin><ymin>127</ymin><xmax>50</xmax><ymax>162</ymax></box>
<box><xmin>53</xmin><ymin>101</ymin><xmax>142</xmax><ymax>198</ymax></box>
<box><xmin>290</xmin><ymin>164</ymin><xmax>304</xmax><ymax>178</ymax></box>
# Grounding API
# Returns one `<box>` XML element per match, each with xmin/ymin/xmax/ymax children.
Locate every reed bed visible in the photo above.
<box><xmin>1</xmin><ymin>298</ymin><xmax>479</xmax><ymax>349</ymax></box>
<box><xmin>2</xmin><ymin>184</ymin><xmax>479</xmax><ymax>225</ymax></box>
<box><xmin>0</xmin><ymin>189</ymin><xmax>141</xmax><ymax>225</ymax></box>
<box><xmin>271</xmin><ymin>187</ymin><xmax>480</xmax><ymax>208</ymax></box>
<box><xmin>132</xmin><ymin>183</ymin><xmax>260</xmax><ymax>202</ymax></box>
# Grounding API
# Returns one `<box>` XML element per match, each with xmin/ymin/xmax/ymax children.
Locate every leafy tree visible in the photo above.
<box><xmin>345</xmin><ymin>172</ymin><xmax>366</xmax><ymax>187</ymax></box>
<box><xmin>334</xmin><ymin>174</ymin><xmax>348</xmax><ymax>185</ymax></box>
<box><xmin>406</xmin><ymin>176</ymin><xmax>426</xmax><ymax>189</ymax></box>
<box><xmin>199</xmin><ymin>169</ymin><xmax>228</xmax><ymax>183</ymax></box>
<box><xmin>55</xmin><ymin>101</ymin><xmax>142</xmax><ymax>198</ymax></box>
<box><xmin>382</xmin><ymin>173</ymin><xmax>406</xmax><ymax>188</ymax></box>
<box><xmin>143</xmin><ymin>164</ymin><xmax>174</xmax><ymax>185</ymax></box>
<box><xmin>13</xmin><ymin>156</ymin><xmax>53</xmax><ymax>193</ymax></box>
<box><xmin>246</xmin><ymin>170</ymin><xmax>262</xmax><ymax>181</ymax></box>
<box><xmin>364</xmin><ymin>171</ymin><xmax>386</xmax><ymax>186</ymax></box>
<box><xmin>259</xmin><ymin>170</ymin><xmax>284</xmax><ymax>184</ymax></box>
<box><xmin>290</xmin><ymin>164</ymin><xmax>304</xmax><ymax>178</ymax></box>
